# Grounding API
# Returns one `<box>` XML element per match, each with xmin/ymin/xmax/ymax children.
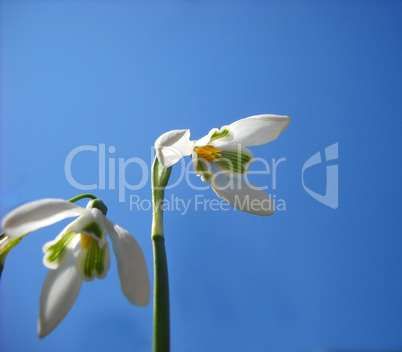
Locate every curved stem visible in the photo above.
<box><xmin>68</xmin><ymin>193</ymin><xmax>97</xmax><ymax>203</ymax></box>
<box><xmin>152</xmin><ymin>157</ymin><xmax>172</xmax><ymax>352</ymax></box>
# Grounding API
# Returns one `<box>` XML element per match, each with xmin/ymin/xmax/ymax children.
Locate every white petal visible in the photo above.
<box><xmin>195</xmin><ymin>131</ymin><xmax>214</xmax><ymax>147</ymax></box>
<box><xmin>105</xmin><ymin>219</ymin><xmax>150</xmax><ymax>306</ymax></box>
<box><xmin>228</xmin><ymin>114</ymin><xmax>291</xmax><ymax>146</ymax></box>
<box><xmin>208</xmin><ymin>172</ymin><xmax>274</xmax><ymax>216</ymax></box>
<box><xmin>154</xmin><ymin>129</ymin><xmax>194</xmax><ymax>167</ymax></box>
<box><xmin>38</xmin><ymin>241</ymin><xmax>82</xmax><ymax>338</ymax></box>
<box><xmin>1</xmin><ymin>199</ymin><xmax>85</xmax><ymax>239</ymax></box>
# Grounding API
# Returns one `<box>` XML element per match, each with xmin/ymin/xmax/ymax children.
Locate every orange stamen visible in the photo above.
<box><xmin>195</xmin><ymin>145</ymin><xmax>222</xmax><ymax>162</ymax></box>
<box><xmin>81</xmin><ymin>234</ymin><xmax>93</xmax><ymax>249</ymax></box>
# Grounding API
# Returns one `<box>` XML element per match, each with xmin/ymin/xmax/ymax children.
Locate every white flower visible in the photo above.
<box><xmin>1</xmin><ymin>198</ymin><xmax>150</xmax><ymax>338</ymax></box>
<box><xmin>154</xmin><ymin>114</ymin><xmax>291</xmax><ymax>216</ymax></box>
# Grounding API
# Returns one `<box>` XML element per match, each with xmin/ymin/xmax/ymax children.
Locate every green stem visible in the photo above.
<box><xmin>67</xmin><ymin>193</ymin><xmax>97</xmax><ymax>203</ymax></box>
<box><xmin>152</xmin><ymin>157</ymin><xmax>172</xmax><ymax>352</ymax></box>
<box><xmin>152</xmin><ymin>234</ymin><xmax>169</xmax><ymax>352</ymax></box>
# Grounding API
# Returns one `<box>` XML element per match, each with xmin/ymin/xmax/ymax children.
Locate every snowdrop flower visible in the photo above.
<box><xmin>1</xmin><ymin>198</ymin><xmax>150</xmax><ymax>338</ymax></box>
<box><xmin>154</xmin><ymin>114</ymin><xmax>291</xmax><ymax>216</ymax></box>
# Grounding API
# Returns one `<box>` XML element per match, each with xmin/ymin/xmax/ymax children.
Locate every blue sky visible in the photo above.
<box><xmin>1</xmin><ymin>1</ymin><xmax>402</xmax><ymax>351</ymax></box>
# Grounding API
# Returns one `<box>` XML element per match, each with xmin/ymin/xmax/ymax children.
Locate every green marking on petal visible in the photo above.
<box><xmin>82</xmin><ymin>221</ymin><xmax>102</xmax><ymax>239</ymax></box>
<box><xmin>202</xmin><ymin>173</ymin><xmax>212</xmax><ymax>181</ymax></box>
<box><xmin>209</xmin><ymin>128</ymin><xmax>230</xmax><ymax>143</ymax></box>
<box><xmin>217</xmin><ymin>150</ymin><xmax>252</xmax><ymax>174</ymax></box>
<box><xmin>196</xmin><ymin>159</ymin><xmax>212</xmax><ymax>180</ymax></box>
<box><xmin>97</xmin><ymin>245</ymin><xmax>105</xmax><ymax>275</ymax></box>
<box><xmin>46</xmin><ymin>231</ymin><xmax>76</xmax><ymax>263</ymax></box>
<box><xmin>81</xmin><ymin>238</ymin><xmax>107</xmax><ymax>279</ymax></box>
<box><xmin>196</xmin><ymin>160</ymin><xmax>206</xmax><ymax>172</ymax></box>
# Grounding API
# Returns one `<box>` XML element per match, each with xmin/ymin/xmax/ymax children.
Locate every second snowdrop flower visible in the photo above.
<box><xmin>1</xmin><ymin>197</ymin><xmax>150</xmax><ymax>338</ymax></box>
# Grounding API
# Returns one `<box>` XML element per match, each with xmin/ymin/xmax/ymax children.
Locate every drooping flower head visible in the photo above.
<box><xmin>154</xmin><ymin>114</ymin><xmax>291</xmax><ymax>216</ymax></box>
<box><xmin>1</xmin><ymin>198</ymin><xmax>150</xmax><ymax>338</ymax></box>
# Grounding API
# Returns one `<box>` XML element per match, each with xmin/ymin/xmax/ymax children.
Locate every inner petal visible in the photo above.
<box><xmin>216</xmin><ymin>150</ymin><xmax>252</xmax><ymax>174</ymax></box>
<box><xmin>212</xmin><ymin>143</ymin><xmax>254</xmax><ymax>176</ymax></box>
<box><xmin>77</xmin><ymin>236</ymin><xmax>110</xmax><ymax>281</ymax></box>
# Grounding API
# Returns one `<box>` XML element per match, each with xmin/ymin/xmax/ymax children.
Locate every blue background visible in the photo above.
<box><xmin>1</xmin><ymin>1</ymin><xmax>401</xmax><ymax>351</ymax></box>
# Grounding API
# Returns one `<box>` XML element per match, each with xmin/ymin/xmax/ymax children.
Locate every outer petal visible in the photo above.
<box><xmin>38</xmin><ymin>240</ymin><xmax>82</xmax><ymax>338</ymax></box>
<box><xmin>105</xmin><ymin>219</ymin><xmax>150</xmax><ymax>306</ymax></box>
<box><xmin>154</xmin><ymin>129</ymin><xmax>194</xmax><ymax>167</ymax></box>
<box><xmin>1</xmin><ymin>199</ymin><xmax>86</xmax><ymax>239</ymax></box>
<box><xmin>228</xmin><ymin>114</ymin><xmax>291</xmax><ymax>146</ymax></box>
<box><xmin>207</xmin><ymin>172</ymin><xmax>274</xmax><ymax>216</ymax></box>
